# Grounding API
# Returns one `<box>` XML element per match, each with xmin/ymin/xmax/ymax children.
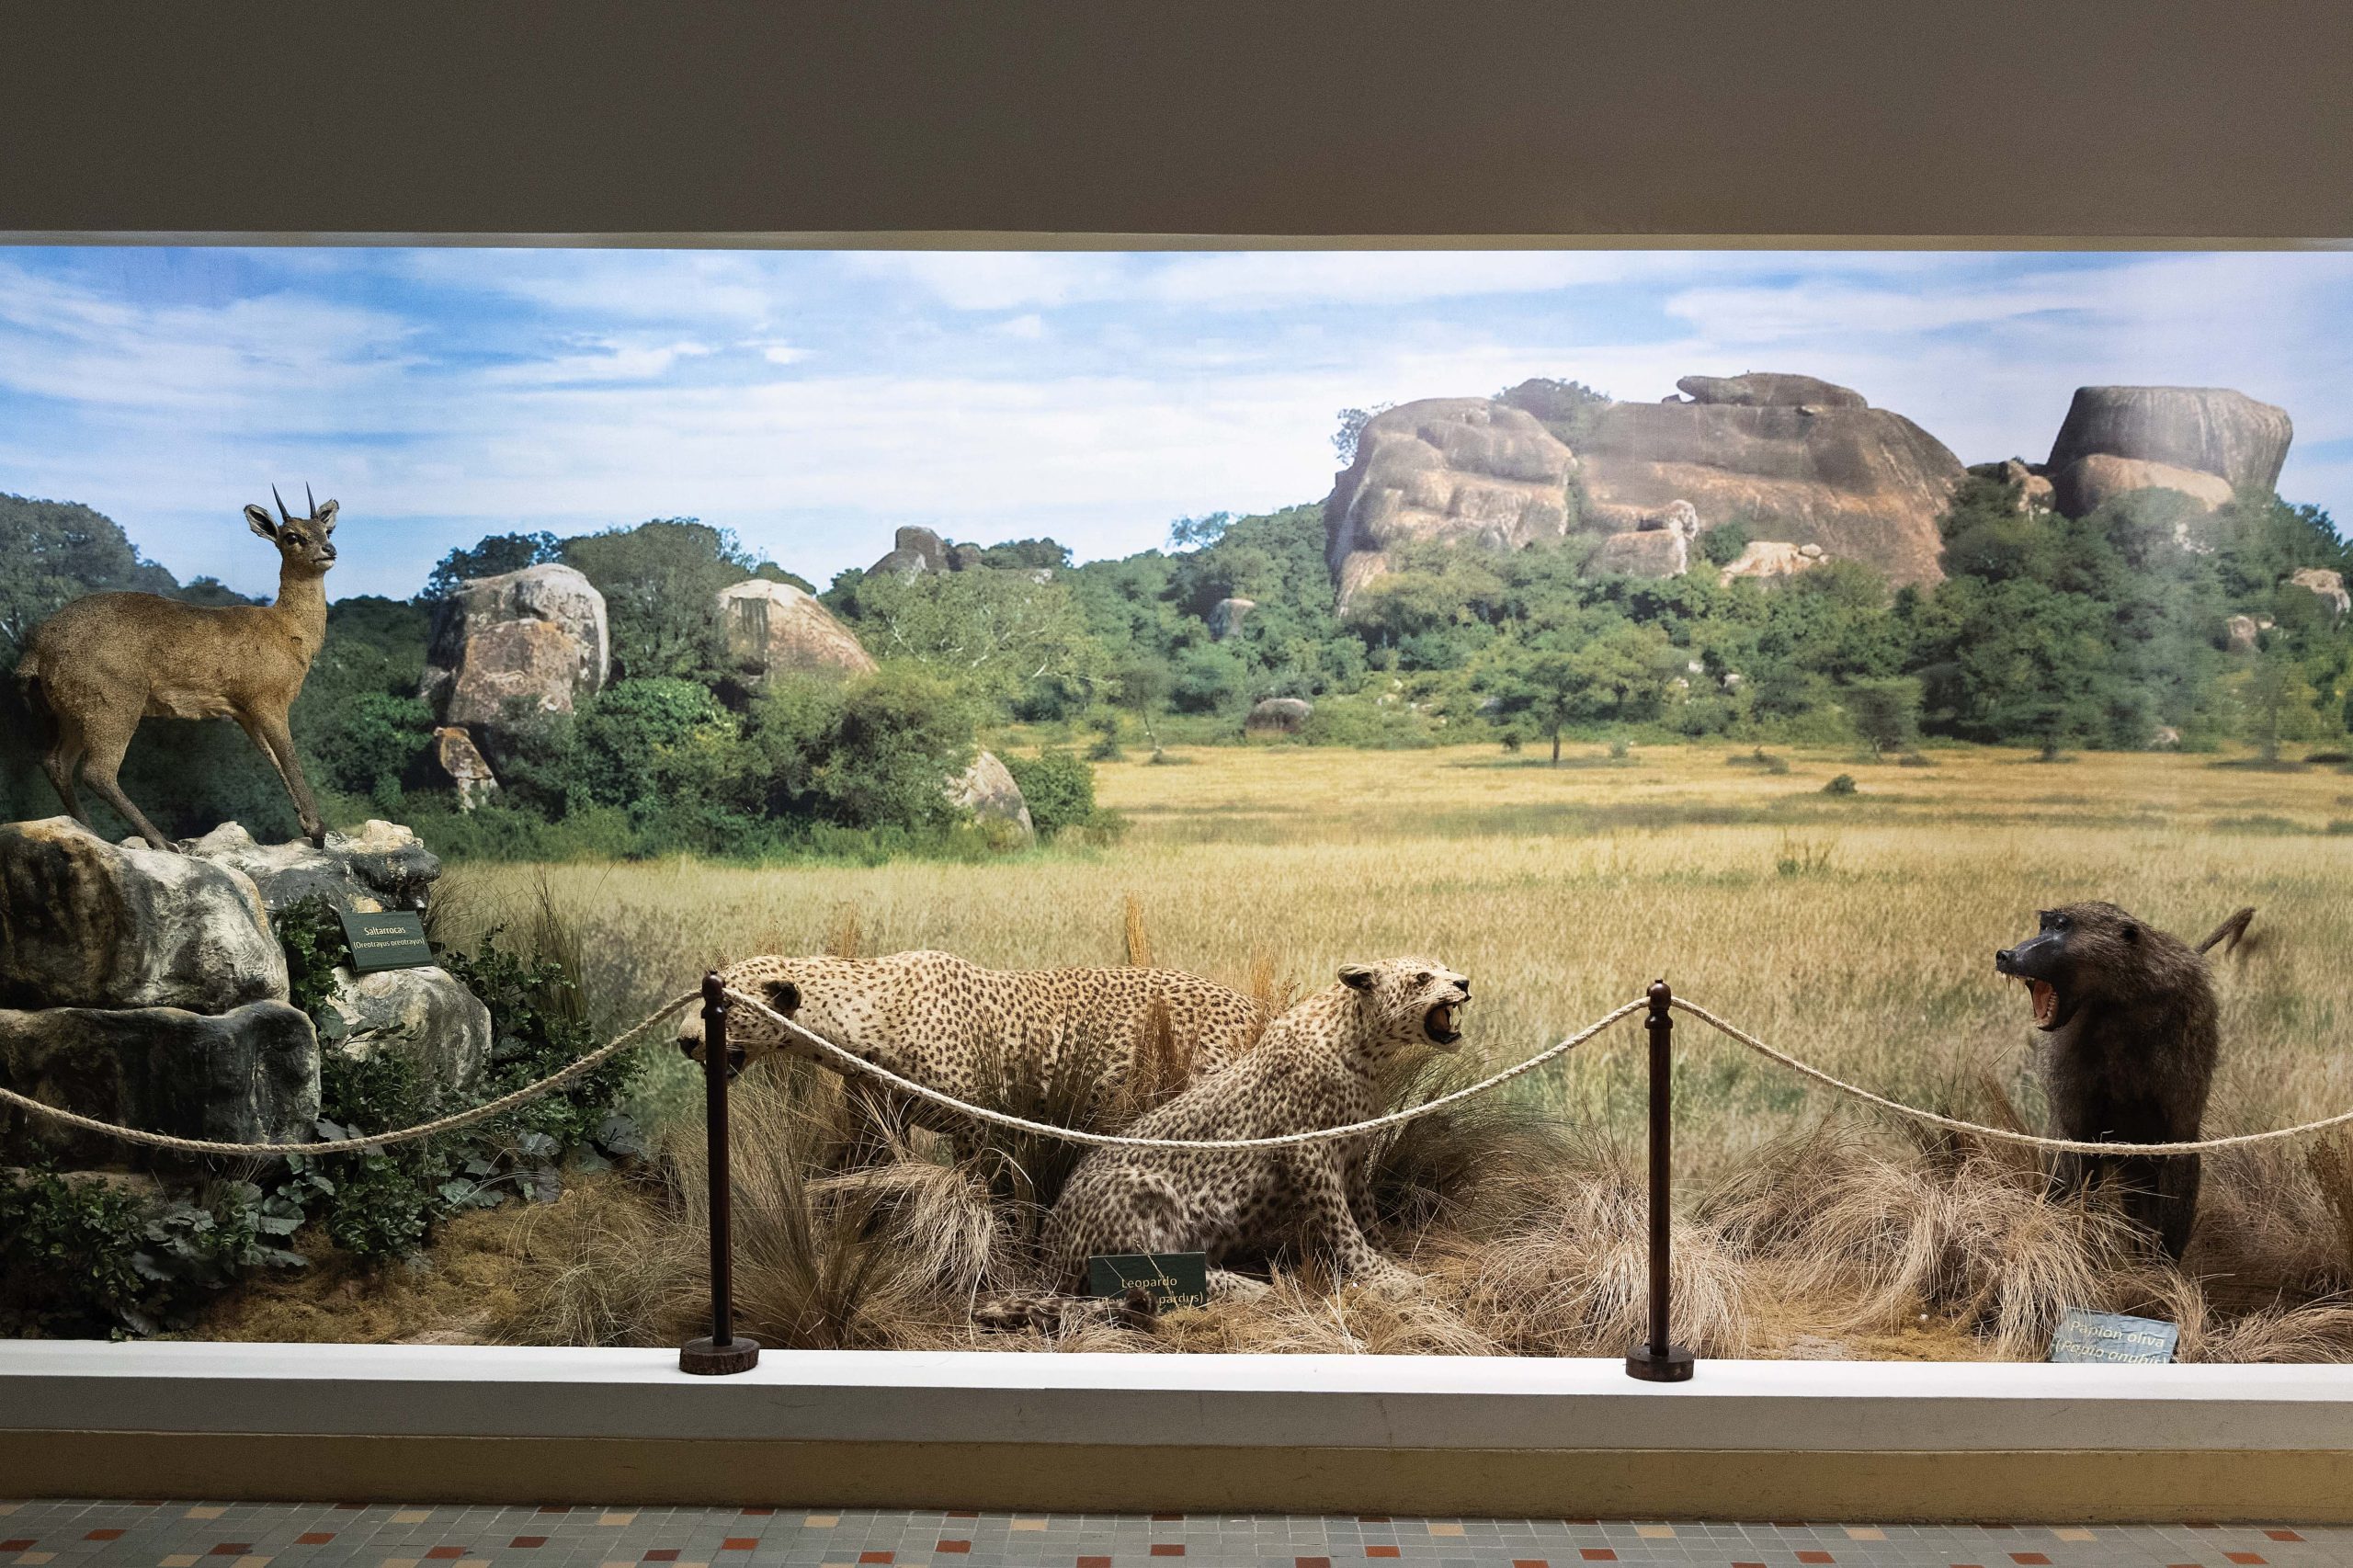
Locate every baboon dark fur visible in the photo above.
<box><xmin>1994</xmin><ymin>902</ymin><xmax>2252</xmax><ymax>1259</ymax></box>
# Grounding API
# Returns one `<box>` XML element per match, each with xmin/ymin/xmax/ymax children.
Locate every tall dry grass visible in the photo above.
<box><xmin>451</xmin><ymin>743</ymin><xmax>2353</xmax><ymax>1361</ymax></box>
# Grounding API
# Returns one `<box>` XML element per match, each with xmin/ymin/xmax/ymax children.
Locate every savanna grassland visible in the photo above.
<box><xmin>212</xmin><ymin>742</ymin><xmax>2353</xmax><ymax>1360</ymax></box>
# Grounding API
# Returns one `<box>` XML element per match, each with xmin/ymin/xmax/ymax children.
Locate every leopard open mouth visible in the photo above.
<box><xmin>2023</xmin><ymin>977</ymin><xmax>2059</xmax><ymax>1030</ymax></box>
<box><xmin>1424</xmin><ymin>1000</ymin><xmax>1464</xmax><ymax>1046</ymax></box>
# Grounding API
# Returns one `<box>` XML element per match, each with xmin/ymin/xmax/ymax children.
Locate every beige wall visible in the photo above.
<box><xmin>4</xmin><ymin>1</ymin><xmax>2349</xmax><ymax>241</ymax></box>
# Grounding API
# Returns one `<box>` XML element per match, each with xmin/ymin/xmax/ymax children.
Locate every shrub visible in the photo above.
<box><xmin>1824</xmin><ymin>773</ymin><xmax>1859</xmax><ymax>795</ymax></box>
<box><xmin>1002</xmin><ymin>749</ymin><xmax>1099</xmax><ymax>841</ymax></box>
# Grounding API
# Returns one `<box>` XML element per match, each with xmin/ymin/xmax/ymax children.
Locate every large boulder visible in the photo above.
<box><xmin>1967</xmin><ymin>458</ymin><xmax>2057</xmax><ymax>514</ymax></box>
<box><xmin>1567</xmin><ymin>373</ymin><xmax>1962</xmax><ymax>588</ymax></box>
<box><xmin>0</xmin><ymin>818</ymin><xmax>285</xmax><ymax>1014</ymax></box>
<box><xmin>946</xmin><ymin>751</ymin><xmax>1034</xmax><ymax>845</ymax></box>
<box><xmin>1675</xmin><ymin>372</ymin><xmax>1868</xmax><ymax>410</ymax></box>
<box><xmin>2051</xmin><ymin>453</ymin><xmax>2234</xmax><ymax>519</ymax></box>
<box><xmin>1208</xmin><ymin>597</ymin><xmax>1257</xmax><ymax>642</ymax></box>
<box><xmin>1245</xmin><ymin>697</ymin><xmax>1314</xmax><ymax>735</ymax></box>
<box><xmin>870</xmin><ymin>525</ymin><xmax>951</xmax><ymax>579</ymax></box>
<box><xmin>1325</xmin><ymin>399</ymin><xmax>1576</xmax><ymax>604</ymax></box>
<box><xmin>1593</xmin><ymin>502</ymin><xmax>1700</xmax><ymax>579</ymax></box>
<box><xmin>321</xmin><ymin>966</ymin><xmax>491</xmax><ymax>1097</ymax></box>
<box><xmin>418</xmin><ymin>564</ymin><xmax>610</xmax><ymax>753</ymax></box>
<box><xmin>1720</xmin><ymin>540</ymin><xmax>1827</xmax><ymax>581</ymax></box>
<box><xmin>0</xmin><ymin>1000</ymin><xmax>319</xmax><ymax>1167</ymax></box>
<box><xmin>177</xmin><ymin>819</ymin><xmax>441</xmax><ymax>914</ymax></box>
<box><xmin>2046</xmin><ymin>386</ymin><xmax>2292</xmax><ymax>506</ymax></box>
<box><xmin>2289</xmin><ymin>567</ymin><xmax>2349</xmax><ymax>619</ymax></box>
<box><xmin>716</xmin><ymin>578</ymin><xmax>878</xmax><ymax>682</ymax></box>
<box><xmin>432</xmin><ymin>726</ymin><xmax>500</xmax><ymax>812</ymax></box>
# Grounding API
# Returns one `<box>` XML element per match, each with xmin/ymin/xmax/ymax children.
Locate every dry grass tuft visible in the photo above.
<box><xmin>824</xmin><ymin>905</ymin><xmax>865</xmax><ymax>960</ymax></box>
<box><xmin>1122</xmin><ymin>892</ymin><xmax>1154</xmax><ymax>967</ymax></box>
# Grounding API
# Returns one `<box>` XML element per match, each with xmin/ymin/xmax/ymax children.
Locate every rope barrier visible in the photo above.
<box><xmin>7</xmin><ymin>982</ymin><xmax>2353</xmax><ymax>1161</ymax></box>
<box><xmin>0</xmin><ymin>988</ymin><xmax>704</xmax><ymax>1157</ymax></box>
<box><xmin>721</xmin><ymin>984</ymin><xmax>1650</xmax><ymax>1150</ymax></box>
<box><xmin>1665</xmin><ymin>996</ymin><xmax>2353</xmax><ymax>1157</ymax></box>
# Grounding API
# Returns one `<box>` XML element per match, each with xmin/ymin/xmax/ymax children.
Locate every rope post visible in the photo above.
<box><xmin>680</xmin><ymin>971</ymin><xmax>759</xmax><ymax>1375</ymax></box>
<box><xmin>1626</xmin><ymin>978</ymin><xmax>1695</xmax><ymax>1383</ymax></box>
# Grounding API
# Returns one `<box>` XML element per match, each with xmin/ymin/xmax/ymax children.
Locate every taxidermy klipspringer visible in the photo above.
<box><xmin>17</xmin><ymin>485</ymin><xmax>340</xmax><ymax>851</ymax></box>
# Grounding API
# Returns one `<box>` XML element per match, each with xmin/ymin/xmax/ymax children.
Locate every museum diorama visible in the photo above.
<box><xmin>2</xmin><ymin>246</ymin><xmax>2350</xmax><ymax>1368</ymax></box>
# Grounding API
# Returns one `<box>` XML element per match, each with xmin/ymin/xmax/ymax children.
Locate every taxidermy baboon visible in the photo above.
<box><xmin>1994</xmin><ymin>902</ymin><xmax>2254</xmax><ymax>1258</ymax></box>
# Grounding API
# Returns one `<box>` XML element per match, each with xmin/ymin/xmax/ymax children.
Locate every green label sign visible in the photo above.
<box><xmin>2048</xmin><ymin>1307</ymin><xmax>2177</xmax><ymax>1364</ymax></box>
<box><xmin>1086</xmin><ymin>1252</ymin><xmax>1210</xmax><ymax>1313</ymax></box>
<box><xmin>336</xmin><ymin>908</ymin><xmax>434</xmax><ymax>973</ymax></box>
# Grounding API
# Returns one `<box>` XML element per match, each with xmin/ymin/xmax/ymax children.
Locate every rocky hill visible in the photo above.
<box><xmin>1324</xmin><ymin>374</ymin><xmax>2300</xmax><ymax>597</ymax></box>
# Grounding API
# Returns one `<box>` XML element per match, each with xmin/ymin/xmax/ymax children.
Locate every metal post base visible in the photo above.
<box><xmin>679</xmin><ymin>1335</ymin><xmax>761</xmax><ymax>1375</ymax></box>
<box><xmin>1625</xmin><ymin>1342</ymin><xmax>1695</xmax><ymax>1382</ymax></box>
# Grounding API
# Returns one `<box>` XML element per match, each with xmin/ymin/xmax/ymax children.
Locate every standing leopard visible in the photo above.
<box><xmin>680</xmin><ymin>950</ymin><xmax>1266</xmax><ymax>1142</ymax></box>
<box><xmin>1022</xmin><ymin>957</ymin><xmax>1471</xmax><ymax>1304</ymax></box>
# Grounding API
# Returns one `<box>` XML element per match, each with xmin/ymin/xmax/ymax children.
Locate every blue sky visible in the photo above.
<box><xmin>1</xmin><ymin>245</ymin><xmax>2348</xmax><ymax>602</ymax></box>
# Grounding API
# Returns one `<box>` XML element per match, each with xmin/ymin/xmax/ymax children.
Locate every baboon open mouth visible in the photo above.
<box><xmin>2024</xmin><ymin>978</ymin><xmax>2060</xmax><ymax>1030</ymax></box>
<box><xmin>1424</xmin><ymin>1001</ymin><xmax>1464</xmax><ymax>1044</ymax></box>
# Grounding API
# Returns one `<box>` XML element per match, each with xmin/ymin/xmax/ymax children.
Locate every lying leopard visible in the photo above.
<box><xmin>680</xmin><ymin>950</ymin><xmax>1267</xmax><ymax>1143</ymax></box>
<box><xmin>980</xmin><ymin>956</ymin><xmax>1470</xmax><ymax>1325</ymax></box>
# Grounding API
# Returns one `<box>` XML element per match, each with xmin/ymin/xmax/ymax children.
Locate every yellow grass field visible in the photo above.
<box><xmin>206</xmin><ymin>741</ymin><xmax>2353</xmax><ymax>1361</ymax></box>
<box><xmin>454</xmin><ymin>741</ymin><xmax>2353</xmax><ymax>1184</ymax></box>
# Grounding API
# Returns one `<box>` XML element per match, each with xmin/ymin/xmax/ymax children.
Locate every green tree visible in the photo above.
<box><xmin>421</xmin><ymin>531</ymin><xmax>563</xmax><ymax>601</ymax></box>
<box><xmin>1843</xmin><ymin>676</ymin><xmax>1923</xmax><ymax>758</ymax></box>
<box><xmin>834</xmin><ymin>567</ymin><xmax>1111</xmax><ymax>710</ymax></box>
<box><xmin>0</xmin><ymin>493</ymin><xmax>179</xmax><ymax>656</ymax></box>
<box><xmin>563</xmin><ymin>518</ymin><xmax>779</xmax><ymax>684</ymax></box>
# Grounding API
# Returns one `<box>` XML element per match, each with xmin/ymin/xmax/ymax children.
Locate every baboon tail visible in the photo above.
<box><xmin>2197</xmin><ymin>906</ymin><xmax>2256</xmax><ymax>956</ymax></box>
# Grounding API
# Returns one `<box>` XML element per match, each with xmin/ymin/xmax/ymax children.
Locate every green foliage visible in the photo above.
<box><xmin>1824</xmin><ymin>773</ymin><xmax>1859</xmax><ymax>795</ymax></box>
<box><xmin>563</xmin><ymin>518</ymin><xmax>779</xmax><ymax>684</ymax></box>
<box><xmin>1843</xmin><ymin>676</ymin><xmax>1923</xmax><ymax>758</ymax></box>
<box><xmin>830</xmin><ymin>566</ymin><xmax>1111</xmax><ymax>711</ymax></box>
<box><xmin>422</xmin><ymin>530</ymin><xmax>563</xmax><ymax>601</ymax></box>
<box><xmin>1001</xmin><ymin>749</ymin><xmax>1099</xmax><ymax>841</ymax></box>
<box><xmin>0</xmin><ymin>1169</ymin><xmax>303</xmax><ymax>1338</ymax></box>
<box><xmin>1699</xmin><ymin>519</ymin><xmax>1753</xmax><ymax>568</ymax></box>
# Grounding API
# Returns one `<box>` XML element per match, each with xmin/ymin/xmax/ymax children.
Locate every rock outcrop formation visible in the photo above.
<box><xmin>946</xmin><ymin>751</ymin><xmax>1034</xmax><ymax>846</ymax></box>
<box><xmin>717</xmin><ymin>578</ymin><xmax>878</xmax><ymax>683</ymax></box>
<box><xmin>433</xmin><ymin>727</ymin><xmax>499</xmax><ymax>812</ymax></box>
<box><xmin>1325</xmin><ymin>399</ymin><xmax>1576</xmax><ymax>603</ymax></box>
<box><xmin>0</xmin><ymin>999</ymin><xmax>319</xmax><ymax>1166</ymax></box>
<box><xmin>418</xmin><ymin>563</ymin><xmax>610</xmax><ymax>767</ymax></box>
<box><xmin>1967</xmin><ymin>459</ymin><xmax>2057</xmax><ymax>513</ymax></box>
<box><xmin>178</xmin><ymin>820</ymin><xmax>442</xmax><ymax>914</ymax></box>
<box><xmin>2290</xmin><ymin>567</ymin><xmax>2349</xmax><ymax>619</ymax></box>
<box><xmin>320</xmin><ymin>966</ymin><xmax>491</xmax><ymax>1097</ymax></box>
<box><xmin>1245</xmin><ymin>697</ymin><xmax>1313</xmax><ymax>735</ymax></box>
<box><xmin>2052</xmin><ymin>453</ymin><xmax>2235</xmax><ymax>518</ymax></box>
<box><xmin>2046</xmin><ymin>387</ymin><xmax>2292</xmax><ymax>516</ymax></box>
<box><xmin>1593</xmin><ymin>501</ymin><xmax>1700</xmax><ymax>579</ymax></box>
<box><xmin>0</xmin><ymin>818</ymin><xmax>286</xmax><ymax>1013</ymax></box>
<box><xmin>1561</xmin><ymin>374</ymin><xmax>1963</xmax><ymax>588</ymax></box>
<box><xmin>1209</xmin><ymin>597</ymin><xmax>1256</xmax><ymax>641</ymax></box>
<box><xmin>1720</xmin><ymin>540</ymin><xmax>1827</xmax><ymax>581</ymax></box>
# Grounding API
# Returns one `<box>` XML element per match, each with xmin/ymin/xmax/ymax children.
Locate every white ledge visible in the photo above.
<box><xmin>6</xmin><ymin>1341</ymin><xmax>2351</xmax><ymax>1453</ymax></box>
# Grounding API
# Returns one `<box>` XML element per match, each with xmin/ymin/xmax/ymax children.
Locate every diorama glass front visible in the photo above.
<box><xmin>0</xmin><ymin>245</ymin><xmax>2347</xmax><ymax>1362</ymax></box>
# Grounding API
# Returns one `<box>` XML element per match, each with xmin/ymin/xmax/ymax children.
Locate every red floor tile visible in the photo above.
<box><xmin>1078</xmin><ymin>1559</ymin><xmax>1111</xmax><ymax>1568</ymax></box>
<box><xmin>509</xmin><ymin>1539</ymin><xmax>547</xmax><ymax>1551</ymax></box>
<box><xmin>2225</xmin><ymin>1556</ymin><xmax>2267</xmax><ymax>1565</ymax></box>
<box><xmin>2267</xmin><ymin>1535</ymin><xmax>2304</xmax><ymax>1544</ymax></box>
<box><xmin>1369</xmin><ymin>1551</ymin><xmax>1402</xmax><ymax>1562</ymax></box>
<box><xmin>644</xmin><ymin>1554</ymin><xmax>681</xmax><ymax>1563</ymax></box>
<box><xmin>1733</xmin><ymin>1561</ymin><xmax>1770</xmax><ymax>1568</ymax></box>
<box><xmin>0</xmin><ymin>1543</ymin><xmax>31</xmax><ymax>1553</ymax></box>
<box><xmin>1150</xmin><ymin>1549</ymin><xmax>1185</xmax><ymax>1559</ymax></box>
<box><xmin>296</xmin><ymin>1533</ymin><xmax>335</xmax><ymax>1546</ymax></box>
<box><xmin>85</xmin><ymin>1530</ymin><xmax>124</xmax><ymax>1541</ymax></box>
<box><xmin>1513</xmin><ymin>1560</ymin><xmax>1550</xmax><ymax>1568</ymax></box>
<box><xmin>1298</xmin><ymin>1558</ymin><xmax>1333</xmax><ymax>1568</ymax></box>
<box><xmin>1582</xmin><ymin>1552</ymin><xmax>1618</xmax><ymax>1563</ymax></box>
<box><xmin>210</xmin><ymin>1547</ymin><xmax>255</xmax><ymax>1557</ymax></box>
<box><xmin>1798</xmin><ymin>1554</ymin><xmax>1836</xmax><ymax>1565</ymax></box>
<box><xmin>426</xmin><ymin>1550</ymin><xmax>467</xmax><ymax>1562</ymax></box>
<box><xmin>938</xmin><ymin>1543</ymin><xmax>972</xmax><ymax>1555</ymax></box>
<box><xmin>858</xmin><ymin>1555</ymin><xmax>893</xmax><ymax>1565</ymax></box>
<box><xmin>722</xmin><ymin>1540</ymin><xmax>758</xmax><ymax>1553</ymax></box>
<box><xmin>2011</xmin><ymin>1556</ymin><xmax>2052</xmax><ymax>1565</ymax></box>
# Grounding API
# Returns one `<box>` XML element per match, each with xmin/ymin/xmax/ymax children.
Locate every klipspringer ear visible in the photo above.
<box><xmin>1337</xmin><ymin>964</ymin><xmax>1377</xmax><ymax>992</ymax></box>
<box><xmin>313</xmin><ymin>498</ymin><xmax>339</xmax><ymax>532</ymax></box>
<box><xmin>244</xmin><ymin>504</ymin><xmax>278</xmax><ymax>540</ymax></box>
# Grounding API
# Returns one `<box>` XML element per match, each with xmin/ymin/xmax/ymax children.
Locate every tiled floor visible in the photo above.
<box><xmin>0</xmin><ymin>1503</ymin><xmax>2345</xmax><ymax>1568</ymax></box>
